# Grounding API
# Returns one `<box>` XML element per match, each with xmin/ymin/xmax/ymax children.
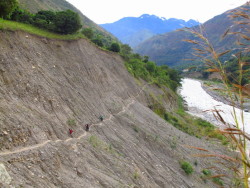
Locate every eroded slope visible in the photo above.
<box><xmin>0</xmin><ymin>31</ymin><xmax>234</xmax><ymax>188</ymax></box>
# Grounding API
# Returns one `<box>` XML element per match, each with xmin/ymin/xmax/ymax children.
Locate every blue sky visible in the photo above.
<box><xmin>66</xmin><ymin>0</ymin><xmax>248</xmax><ymax>24</ymax></box>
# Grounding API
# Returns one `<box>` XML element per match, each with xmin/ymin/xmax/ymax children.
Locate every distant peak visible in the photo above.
<box><xmin>140</xmin><ymin>14</ymin><xmax>150</xmax><ymax>18</ymax></box>
<box><xmin>139</xmin><ymin>14</ymin><xmax>158</xmax><ymax>19</ymax></box>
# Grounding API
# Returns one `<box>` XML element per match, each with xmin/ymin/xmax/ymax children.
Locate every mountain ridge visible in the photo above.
<box><xmin>134</xmin><ymin>5</ymin><xmax>244</xmax><ymax>67</ymax></box>
<box><xmin>100</xmin><ymin>14</ymin><xmax>199</xmax><ymax>47</ymax></box>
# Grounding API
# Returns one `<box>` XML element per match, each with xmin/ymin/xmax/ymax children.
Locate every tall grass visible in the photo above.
<box><xmin>181</xmin><ymin>2</ymin><xmax>250</xmax><ymax>187</ymax></box>
<box><xmin>0</xmin><ymin>18</ymin><xmax>83</xmax><ymax>40</ymax></box>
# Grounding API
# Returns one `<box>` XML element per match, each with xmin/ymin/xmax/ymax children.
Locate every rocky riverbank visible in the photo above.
<box><xmin>201</xmin><ymin>80</ymin><xmax>250</xmax><ymax>110</ymax></box>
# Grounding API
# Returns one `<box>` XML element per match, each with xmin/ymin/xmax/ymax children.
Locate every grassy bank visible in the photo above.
<box><xmin>150</xmin><ymin>93</ymin><xmax>228</xmax><ymax>144</ymax></box>
<box><xmin>0</xmin><ymin>18</ymin><xmax>83</xmax><ymax>40</ymax></box>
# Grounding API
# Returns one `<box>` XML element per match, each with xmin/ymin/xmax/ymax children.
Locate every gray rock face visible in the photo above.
<box><xmin>0</xmin><ymin>31</ymin><xmax>234</xmax><ymax>187</ymax></box>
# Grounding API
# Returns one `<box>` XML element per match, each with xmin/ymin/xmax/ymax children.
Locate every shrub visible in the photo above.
<box><xmin>180</xmin><ymin>161</ymin><xmax>194</xmax><ymax>175</ymax></box>
<box><xmin>0</xmin><ymin>0</ymin><xmax>18</xmax><ymax>19</ymax></box>
<box><xmin>133</xmin><ymin>170</ymin><xmax>140</xmax><ymax>179</ymax></box>
<box><xmin>132</xmin><ymin>125</ymin><xmax>139</xmax><ymax>133</ymax></box>
<box><xmin>196</xmin><ymin>118</ymin><xmax>214</xmax><ymax>128</ymax></box>
<box><xmin>82</xmin><ymin>28</ymin><xmax>93</xmax><ymax>39</ymax></box>
<box><xmin>10</xmin><ymin>8</ymin><xmax>34</xmax><ymax>24</ymax></box>
<box><xmin>92</xmin><ymin>38</ymin><xmax>103</xmax><ymax>47</ymax></box>
<box><xmin>53</xmin><ymin>10</ymin><xmax>82</xmax><ymax>34</ymax></box>
<box><xmin>67</xmin><ymin>118</ymin><xmax>76</xmax><ymax>126</ymax></box>
<box><xmin>109</xmin><ymin>42</ymin><xmax>120</xmax><ymax>52</ymax></box>
<box><xmin>202</xmin><ymin>169</ymin><xmax>212</xmax><ymax>176</ymax></box>
<box><xmin>212</xmin><ymin>177</ymin><xmax>224</xmax><ymax>186</ymax></box>
<box><xmin>164</xmin><ymin>113</ymin><xmax>169</xmax><ymax>121</ymax></box>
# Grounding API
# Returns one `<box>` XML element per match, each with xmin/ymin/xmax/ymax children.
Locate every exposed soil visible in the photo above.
<box><xmin>0</xmin><ymin>30</ymin><xmax>237</xmax><ymax>188</ymax></box>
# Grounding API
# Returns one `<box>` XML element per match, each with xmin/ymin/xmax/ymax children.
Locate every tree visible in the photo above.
<box><xmin>120</xmin><ymin>44</ymin><xmax>132</xmax><ymax>55</ymax></box>
<box><xmin>10</xmin><ymin>8</ymin><xmax>34</xmax><ymax>24</ymax></box>
<box><xmin>145</xmin><ymin>61</ymin><xmax>156</xmax><ymax>73</ymax></box>
<box><xmin>92</xmin><ymin>38</ymin><xmax>103</xmax><ymax>47</ymax></box>
<box><xmin>0</xmin><ymin>0</ymin><xmax>18</xmax><ymax>19</ymax></box>
<box><xmin>33</xmin><ymin>10</ymin><xmax>56</xmax><ymax>31</ymax></box>
<box><xmin>143</xmin><ymin>56</ymin><xmax>149</xmax><ymax>63</ymax></box>
<box><xmin>82</xmin><ymin>28</ymin><xmax>94</xmax><ymax>39</ymax></box>
<box><xmin>109</xmin><ymin>42</ymin><xmax>120</xmax><ymax>52</ymax></box>
<box><xmin>54</xmin><ymin>10</ymin><xmax>82</xmax><ymax>34</ymax></box>
<box><xmin>35</xmin><ymin>10</ymin><xmax>56</xmax><ymax>23</ymax></box>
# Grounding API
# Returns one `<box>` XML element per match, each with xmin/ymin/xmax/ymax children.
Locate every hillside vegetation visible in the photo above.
<box><xmin>18</xmin><ymin>0</ymin><xmax>118</xmax><ymax>44</ymax></box>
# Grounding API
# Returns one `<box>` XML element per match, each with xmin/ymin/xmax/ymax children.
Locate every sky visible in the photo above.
<box><xmin>66</xmin><ymin>0</ymin><xmax>248</xmax><ymax>24</ymax></box>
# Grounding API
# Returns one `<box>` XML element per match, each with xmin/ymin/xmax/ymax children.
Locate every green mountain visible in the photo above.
<box><xmin>134</xmin><ymin>6</ymin><xmax>243</xmax><ymax>68</ymax></box>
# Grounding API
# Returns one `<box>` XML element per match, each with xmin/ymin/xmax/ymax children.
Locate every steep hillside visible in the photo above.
<box><xmin>135</xmin><ymin>6</ymin><xmax>243</xmax><ymax>67</ymax></box>
<box><xmin>18</xmin><ymin>0</ymin><xmax>117</xmax><ymax>42</ymax></box>
<box><xmin>100</xmin><ymin>14</ymin><xmax>199</xmax><ymax>48</ymax></box>
<box><xmin>0</xmin><ymin>31</ymin><xmax>235</xmax><ymax>187</ymax></box>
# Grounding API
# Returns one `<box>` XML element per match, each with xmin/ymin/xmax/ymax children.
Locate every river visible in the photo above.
<box><xmin>180</xmin><ymin>78</ymin><xmax>250</xmax><ymax>133</ymax></box>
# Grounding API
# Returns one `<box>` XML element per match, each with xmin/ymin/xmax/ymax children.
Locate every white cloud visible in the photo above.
<box><xmin>66</xmin><ymin>0</ymin><xmax>248</xmax><ymax>24</ymax></box>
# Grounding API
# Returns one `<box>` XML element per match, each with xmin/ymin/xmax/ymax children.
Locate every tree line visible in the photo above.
<box><xmin>0</xmin><ymin>0</ymin><xmax>81</xmax><ymax>34</ymax></box>
<box><xmin>0</xmin><ymin>0</ymin><xmax>121</xmax><ymax>52</ymax></box>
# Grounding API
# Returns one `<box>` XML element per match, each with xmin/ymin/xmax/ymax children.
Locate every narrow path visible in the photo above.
<box><xmin>0</xmin><ymin>84</ymin><xmax>147</xmax><ymax>156</ymax></box>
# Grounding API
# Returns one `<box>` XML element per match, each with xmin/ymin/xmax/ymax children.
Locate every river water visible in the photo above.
<box><xmin>180</xmin><ymin>78</ymin><xmax>250</xmax><ymax>133</ymax></box>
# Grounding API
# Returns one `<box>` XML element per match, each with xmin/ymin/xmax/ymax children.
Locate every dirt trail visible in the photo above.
<box><xmin>0</xmin><ymin>85</ymin><xmax>146</xmax><ymax>157</ymax></box>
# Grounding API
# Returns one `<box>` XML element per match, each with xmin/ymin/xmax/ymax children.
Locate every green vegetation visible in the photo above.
<box><xmin>182</xmin><ymin>5</ymin><xmax>250</xmax><ymax>186</ymax></box>
<box><xmin>0</xmin><ymin>0</ymin><xmax>119</xmax><ymax>51</ymax></box>
<box><xmin>202</xmin><ymin>169</ymin><xmax>212</xmax><ymax>176</ymax></box>
<box><xmin>0</xmin><ymin>0</ymin><xmax>18</xmax><ymax>18</ymax></box>
<box><xmin>109</xmin><ymin>42</ymin><xmax>120</xmax><ymax>52</ymax></box>
<box><xmin>82</xmin><ymin>27</ymin><xmax>94</xmax><ymax>39</ymax></box>
<box><xmin>133</xmin><ymin>170</ymin><xmax>140</xmax><ymax>179</ymax></box>
<box><xmin>200</xmin><ymin>169</ymin><xmax>225</xmax><ymax>186</ymax></box>
<box><xmin>132</xmin><ymin>125</ymin><xmax>140</xmax><ymax>133</ymax></box>
<box><xmin>212</xmin><ymin>177</ymin><xmax>224</xmax><ymax>186</ymax></box>
<box><xmin>125</xmin><ymin>58</ymin><xmax>181</xmax><ymax>91</ymax></box>
<box><xmin>224</xmin><ymin>56</ymin><xmax>250</xmax><ymax>85</ymax></box>
<box><xmin>180</xmin><ymin>161</ymin><xmax>193</xmax><ymax>175</ymax></box>
<box><xmin>9</xmin><ymin>7</ymin><xmax>81</xmax><ymax>34</ymax></box>
<box><xmin>170</xmin><ymin>136</ymin><xmax>177</xmax><ymax>149</ymax></box>
<box><xmin>89</xmin><ymin>135</ymin><xmax>122</xmax><ymax>156</ymax></box>
<box><xmin>149</xmin><ymin>92</ymin><xmax>227</xmax><ymax>142</ymax></box>
<box><xmin>53</xmin><ymin>10</ymin><xmax>81</xmax><ymax>34</ymax></box>
<box><xmin>120</xmin><ymin>43</ymin><xmax>181</xmax><ymax>92</ymax></box>
<box><xmin>67</xmin><ymin>118</ymin><xmax>76</xmax><ymax>126</ymax></box>
<box><xmin>0</xmin><ymin>18</ymin><xmax>83</xmax><ymax>39</ymax></box>
<box><xmin>182</xmin><ymin>56</ymin><xmax>250</xmax><ymax>85</ymax></box>
<box><xmin>89</xmin><ymin>135</ymin><xmax>102</xmax><ymax>148</ymax></box>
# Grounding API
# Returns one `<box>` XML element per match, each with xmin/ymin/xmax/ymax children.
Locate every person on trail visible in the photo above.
<box><xmin>99</xmin><ymin>115</ymin><xmax>104</xmax><ymax>121</ymax></box>
<box><xmin>69</xmin><ymin>128</ymin><xmax>73</xmax><ymax>135</ymax></box>
<box><xmin>85</xmin><ymin>124</ymin><xmax>90</xmax><ymax>132</ymax></box>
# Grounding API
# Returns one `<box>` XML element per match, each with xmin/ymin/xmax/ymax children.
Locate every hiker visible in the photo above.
<box><xmin>85</xmin><ymin>124</ymin><xmax>90</xmax><ymax>131</ymax></box>
<box><xmin>99</xmin><ymin>115</ymin><xmax>104</xmax><ymax>121</ymax></box>
<box><xmin>69</xmin><ymin>128</ymin><xmax>73</xmax><ymax>135</ymax></box>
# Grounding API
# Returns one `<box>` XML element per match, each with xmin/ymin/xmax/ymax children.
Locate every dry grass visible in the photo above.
<box><xmin>181</xmin><ymin>2</ymin><xmax>250</xmax><ymax>187</ymax></box>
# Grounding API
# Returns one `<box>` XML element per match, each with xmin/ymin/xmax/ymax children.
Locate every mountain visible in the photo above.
<box><xmin>0</xmin><ymin>28</ymin><xmax>234</xmax><ymax>188</ymax></box>
<box><xmin>134</xmin><ymin>6</ymin><xmax>244</xmax><ymax>67</ymax></box>
<box><xmin>18</xmin><ymin>0</ymin><xmax>117</xmax><ymax>42</ymax></box>
<box><xmin>0</xmin><ymin>1</ymin><xmax>236</xmax><ymax>187</ymax></box>
<box><xmin>100</xmin><ymin>14</ymin><xmax>199</xmax><ymax>47</ymax></box>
